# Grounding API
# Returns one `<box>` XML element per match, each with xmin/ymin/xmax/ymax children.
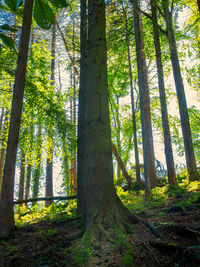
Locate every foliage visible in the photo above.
<box><xmin>14</xmin><ymin>200</ymin><xmax>77</xmax><ymax>226</ymax></box>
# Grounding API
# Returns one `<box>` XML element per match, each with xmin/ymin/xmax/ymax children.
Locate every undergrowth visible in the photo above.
<box><xmin>14</xmin><ymin>176</ymin><xmax>200</xmax><ymax>228</ymax></box>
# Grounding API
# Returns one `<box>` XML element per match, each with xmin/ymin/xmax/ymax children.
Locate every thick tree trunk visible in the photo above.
<box><xmin>123</xmin><ymin>6</ymin><xmax>141</xmax><ymax>185</ymax></box>
<box><xmin>131</xmin><ymin>0</ymin><xmax>157</xmax><ymax>194</ymax></box>
<box><xmin>77</xmin><ymin>0</ymin><xmax>87</xmax><ymax>216</ymax></box>
<box><xmin>78</xmin><ymin>0</ymin><xmax>140</xmax><ymax>242</ymax></box>
<box><xmin>162</xmin><ymin>0</ymin><xmax>199</xmax><ymax>181</ymax></box>
<box><xmin>112</xmin><ymin>143</ymin><xmax>132</xmax><ymax>189</ymax></box>
<box><xmin>18</xmin><ymin>151</ymin><xmax>26</xmax><ymax>205</ymax></box>
<box><xmin>151</xmin><ymin>0</ymin><xmax>176</xmax><ymax>185</ymax></box>
<box><xmin>0</xmin><ymin>0</ymin><xmax>34</xmax><ymax>239</ymax></box>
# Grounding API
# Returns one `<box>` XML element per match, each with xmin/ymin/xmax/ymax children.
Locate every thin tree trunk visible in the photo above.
<box><xmin>18</xmin><ymin>151</ymin><xmax>26</xmax><ymax>205</ymax></box>
<box><xmin>32</xmin><ymin>121</ymin><xmax>42</xmax><ymax>206</ymax></box>
<box><xmin>56</xmin><ymin>20</ymin><xmax>79</xmax><ymax>78</ymax></box>
<box><xmin>24</xmin><ymin>114</ymin><xmax>34</xmax><ymax>206</ymax></box>
<box><xmin>0</xmin><ymin>112</ymin><xmax>9</xmax><ymax>195</ymax></box>
<box><xmin>112</xmin><ymin>143</ymin><xmax>132</xmax><ymax>189</ymax></box>
<box><xmin>0</xmin><ymin>108</ymin><xmax>5</xmax><ymax>139</ymax></box>
<box><xmin>131</xmin><ymin>0</ymin><xmax>157</xmax><ymax>195</ymax></box>
<box><xmin>151</xmin><ymin>0</ymin><xmax>176</xmax><ymax>185</ymax></box>
<box><xmin>123</xmin><ymin>5</ymin><xmax>141</xmax><ymax>185</ymax></box>
<box><xmin>0</xmin><ymin>0</ymin><xmax>34</xmax><ymax>239</ymax></box>
<box><xmin>162</xmin><ymin>0</ymin><xmax>199</xmax><ymax>181</ymax></box>
<box><xmin>116</xmin><ymin>96</ymin><xmax>122</xmax><ymax>182</ymax></box>
<box><xmin>45</xmin><ymin>19</ymin><xmax>56</xmax><ymax>207</ymax></box>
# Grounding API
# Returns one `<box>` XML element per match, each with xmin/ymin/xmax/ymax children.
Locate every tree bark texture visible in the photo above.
<box><xmin>131</xmin><ymin>0</ymin><xmax>157</xmax><ymax>193</ymax></box>
<box><xmin>0</xmin><ymin>0</ymin><xmax>34</xmax><ymax>239</ymax></box>
<box><xmin>78</xmin><ymin>0</ymin><xmax>140</xmax><ymax>241</ymax></box>
<box><xmin>77</xmin><ymin>0</ymin><xmax>87</xmax><ymax>216</ymax></box>
<box><xmin>151</xmin><ymin>0</ymin><xmax>176</xmax><ymax>185</ymax></box>
<box><xmin>162</xmin><ymin>0</ymin><xmax>199</xmax><ymax>181</ymax></box>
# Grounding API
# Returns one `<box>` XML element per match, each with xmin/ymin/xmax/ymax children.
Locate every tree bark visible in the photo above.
<box><xmin>32</xmin><ymin>121</ymin><xmax>42</xmax><ymax>206</ymax></box>
<box><xmin>45</xmin><ymin>19</ymin><xmax>56</xmax><ymax>207</ymax></box>
<box><xmin>24</xmin><ymin>116</ymin><xmax>34</xmax><ymax>207</ymax></box>
<box><xmin>18</xmin><ymin>151</ymin><xmax>26</xmax><ymax>205</ymax></box>
<box><xmin>162</xmin><ymin>0</ymin><xmax>199</xmax><ymax>181</ymax></box>
<box><xmin>151</xmin><ymin>0</ymin><xmax>176</xmax><ymax>185</ymax></box>
<box><xmin>0</xmin><ymin>107</ymin><xmax>5</xmax><ymax>139</ymax></box>
<box><xmin>123</xmin><ymin>5</ymin><xmax>141</xmax><ymax>185</ymax></box>
<box><xmin>131</xmin><ymin>0</ymin><xmax>157</xmax><ymax>194</ymax></box>
<box><xmin>112</xmin><ymin>143</ymin><xmax>132</xmax><ymax>189</ymax></box>
<box><xmin>0</xmin><ymin>112</ymin><xmax>9</xmax><ymax>195</ymax></box>
<box><xmin>0</xmin><ymin>0</ymin><xmax>34</xmax><ymax>239</ymax></box>
<box><xmin>77</xmin><ymin>0</ymin><xmax>87</xmax><ymax>216</ymax></box>
<box><xmin>78</xmin><ymin>0</ymin><xmax>140</xmax><ymax>242</ymax></box>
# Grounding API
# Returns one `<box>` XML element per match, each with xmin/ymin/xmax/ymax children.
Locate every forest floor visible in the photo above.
<box><xmin>0</xmin><ymin>180</ymin><xmax>200</xmax><ymax>267</ymax></box>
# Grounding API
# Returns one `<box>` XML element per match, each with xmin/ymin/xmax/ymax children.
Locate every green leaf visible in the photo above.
<box><xmin>34</xmin><ymin>0</ymin><xmax>54</xmax><ymax>30</ymax></box>
<box><xmin>49</xmin><ymin>0</ymin><xmax>69</xmax><ymax>9</ymax></box>
<box><xmin>0</xmin><ymin>33</ymin><xmax>16</xmax><ymax>51</ymax></box>
<box><xmin>4</xmin><ymin>0</ymin><xmax>18</xmax><ymax>12</ymax></box>
<box><xmin>0</xmin><ymin>24</ymin><xmax>17</xmax><ymax>32</ymax></box>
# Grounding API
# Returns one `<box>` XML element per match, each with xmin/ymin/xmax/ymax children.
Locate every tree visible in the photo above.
<box><xmin>45</xmin><ymin>19</ymin><xmax>56</xmax><ymax>207</ymax></box>
<box><xmin>162</xmin><ymin>0</ymin><xmax>199</xmax><ymax>181</ymax></box>
<box><xmin>131</xmin><ymin>0</ymin><xmax>157</xmax><ymax>194</ymax></box>
<box><xmin>77</xmin><ymin>0</ymin><xmax>140</xmax><ymax>242</ymax></box>
<box><xmin>150</xmin><ymin>0</ymin><xmax>176</xmax><ymax>185</ymax></box>
<box><xmin>0</xmin><ymin>0</ymin><xmax>34</xmax><ymax>239</ymax></box>
<box><xmin>122</xmin><ymin>3</ymin><xmax>141</xmax><ymax>185</ymax></box>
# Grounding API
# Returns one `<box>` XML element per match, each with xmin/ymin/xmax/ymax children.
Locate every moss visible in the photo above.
<box><xmin>122</xmin><ymin>247</ymin><xmax>134</xmax><ymax>267</ymax></box>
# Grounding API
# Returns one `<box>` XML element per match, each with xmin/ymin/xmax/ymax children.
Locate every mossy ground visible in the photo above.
<box><xmin>1</xmin><ymin>177</ymin><xmax>200</xmax><ymax>266</ymax></box>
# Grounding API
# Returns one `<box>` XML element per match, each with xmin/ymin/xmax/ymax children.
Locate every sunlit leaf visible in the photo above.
<box><xmin>34</xmin><ymin>0</ymin><xmax>54</xmax><ymax>30</ymax></box>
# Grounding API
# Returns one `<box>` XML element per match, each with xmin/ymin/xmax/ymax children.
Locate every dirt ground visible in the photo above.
<box><xmin>0</xmin><ymin>195</ymin><xmax>200</xmax><ymax>267</ymax></box>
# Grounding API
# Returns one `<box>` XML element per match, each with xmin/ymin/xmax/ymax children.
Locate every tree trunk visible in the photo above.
<box><xmin>151</xmin><ymin>0</ymin><xmax>176</xmax><ymax>185</ymax></box>
<box><xmin>0</xmin><ymin>107</ymin><xmax>5</xmax><ymax>139</ymax></box>
<box><xmin>24</xmin><ymin>114</ymin><xmax>34</xmax><ymax>207</ymax></box>
<box><xmin>123</xmin><ymin>5</ymin><xmax>141</xmax><ymax>185</ymax></box>
<box><xmin>18</xmin><ymin>151</ymin><xmax>26</xmax><ymax>205</ymax></box>
<box><xmin>32</xmin><ymin>121</ymin><xmax>42</xmax><ymax>206</ymax></box>
<box><xmin>78</xmin><ymin>0</ymin><xmax>140</xmax><ymax>242</ymax></box>
<box><xmin>162</xmin><ymin>0</ymin><xmax>199</xmax><ymax>181</ymax></box>
<box><xmin>131</xmin><ymin>0</ymin><xmax>157</xmax><ymax>194</ymax></box>
<box><xmin>0</xmin><ymin>112</ymin><xmax>9</xmax><ymax>195</ymax></box>
<box><xmin>116</xmin><ymin>96</ymin><xmax>122</xmax><ymax>183</ymax></box>
<box><xmin>112</xmin><ymin>143</ymin><xmax>132</xmax><ymax>189</ymax></box>
<box><xmin>45</xmin><ymin>19</ymin><xmax>56</xmax><ymax>207</ymax></box>
<box><xmin>0</xmin><ymin>0</ymin><xmax>34</xmax><ymax>239</ymax></box>
<box><xmin>77</xmin><ymin>0</ymin><xmax>87</xmax><ymax>216</ymax></box>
